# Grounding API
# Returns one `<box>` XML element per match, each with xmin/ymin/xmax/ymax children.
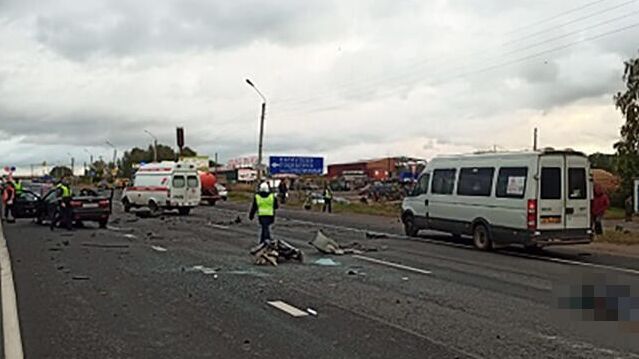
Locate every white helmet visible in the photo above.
<box><xmin>259</xmin><ymin>182</ymin><xmax>270</xmax><ymax>193</ymax></box>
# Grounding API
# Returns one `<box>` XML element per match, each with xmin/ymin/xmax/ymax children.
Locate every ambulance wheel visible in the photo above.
<box><xmin>148</xmin><ymin>200</ymin><xmax>160</xmax><ymax>216</ymax></box>
<box><xmin>178</xmin><ymin>207</ymin><xmax>191</xmax><ymax>216</ymax></box>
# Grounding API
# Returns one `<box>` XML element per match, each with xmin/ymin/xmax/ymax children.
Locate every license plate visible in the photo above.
<box><xmin>83</xmin><ymin>203</ymin><xmax>99</xmax><ymax>208</ymax></box>
<box><xmin>541</xmin><ymin>216</ymin><xmax>561</xmax><ymax>224</ymax></box>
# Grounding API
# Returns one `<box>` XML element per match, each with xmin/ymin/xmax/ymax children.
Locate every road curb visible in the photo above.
<box><xmin>0</xmin><ymin>221</ymin><xmax>24</xmax><ymax>359</ymax></box>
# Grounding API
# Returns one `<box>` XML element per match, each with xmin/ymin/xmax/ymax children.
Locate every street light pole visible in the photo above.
<box><xmin>245</xmin><ymin>78</ymin><xmax>267</xmax><ymax>182</ymax></box>
<box><xmin>144</xmin><ymin>130</ymin><xmax>158</xmax><ymax>162</ymax></box>
<box><xmin>105</xmin><ymin>140</ymin><xmax>118</xmax><ymax>167</ymax></box>
<box><xmin>84</xmin><ymin>149</ymin><xmax>93</xmax><ymax>166</ymax></box>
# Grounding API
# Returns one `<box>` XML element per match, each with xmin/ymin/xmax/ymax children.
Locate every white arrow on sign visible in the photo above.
<box><xmin>271</xmin><ymin>162</ymin><xmax>280</xmax><ymax>168</ymax></box>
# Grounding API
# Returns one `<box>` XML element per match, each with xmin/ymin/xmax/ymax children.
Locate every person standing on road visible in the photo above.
<box><xmin>591</xmin><ymin>183</ymin><xmax>610</xmax><ymax>235</ymax></box>
<box><xmin>2</xmin><ymin>180</ymin><xmax>16</xmax><ymax>223</ymax></box>
<box><xmin>50</xmin><ymin>177</ymin><xmax>73</xmax><ymax>231</ymax></box>
<box><xmin>13</xmin><ymin>178</ymin><xmax>23</xmax><ymax>198</ymax></box>
<box><xmin>278</xmin><ymin>179</ymin><xmax>288</xmax><ymax>205</ymax></box>
<box><xmin>249</xmin><ymin>182</ymin><xmax>278</xmax><ymax>244</ymax></box>
<box><xmin>322</xmin><ymin>183</ymin><xmax>333</xmax><ymax>213</ymax></box>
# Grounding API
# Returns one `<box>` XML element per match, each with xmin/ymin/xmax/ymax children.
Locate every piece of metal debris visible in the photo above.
<box><xmin>253</xmin><ymin>240</ymin><xmax>303</xmax><ymax>266</ymax></box>
<box><xmin>151</xmin><ymin>245</ymin><xmax>167</xmax><ymax>252</ymax></box>
<box><xmin>72</xmin><ymin>275</ymin><xmax>90</xmax><ymax>280</ymax></box>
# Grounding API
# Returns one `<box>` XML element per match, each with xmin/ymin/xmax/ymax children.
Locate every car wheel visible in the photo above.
<box><xmin>403</xmin><ymin>214</ymin><xmax>419</xmax><ymax>237</ymax></box>
<box><xmin>473</xmin><ymin>224</ymin><xmax>493</xmax><ymax>251</ymax></box>
<box><xmin>208</xmin><ymin>199</ymin><xmax>216</xmax><ymax>206</ymax></box>
<box><xmin>99</xmin><ymin>219</ymin><xmax>108</xmax><ymax>229</ymax></box>
<box><xmin>178</xmin><ymin>207</ymin><xmax>190</xmax><ymax>216</ymax></box>
<box><xmin>148</xmin><ymin>200</ymin><xmax>160</xmax><ymax>216</ymax></box>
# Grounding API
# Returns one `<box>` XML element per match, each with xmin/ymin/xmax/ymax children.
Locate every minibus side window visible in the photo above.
<box><xmin>496</xmin><ymin>167</ymin><xmax>528</xmax><ymax>198</ymax></box>
<box><xmin>457</xmin><ymin>167</ymin><xmax>494</xmax><ymax>197</ymax></box>
<box><xmin>432</xmin><ymin>169</ymin><xmax>456</xmax><ymax>195</ymax></box>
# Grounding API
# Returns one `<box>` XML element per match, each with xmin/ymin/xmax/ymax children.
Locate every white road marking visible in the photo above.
<box><xmin>267</xmin><ymin>300</ymin><xmax>309</xmax><ymax>317</ymax></box>
<box><xmin>151</xmin><ymin>245</ymin><xmax>167</xmax><ymax>252</ymax></box>
<box><xmin>504</xmin><ymin>251</ymin><xmax>639</xmax><ymax>276</ymax></box>
<box><xmin>123</xmin><ymin>234</ymin><xmax>137</xmax><ymax>239</ymax></box>
<box><xmin>0</xmin><ymin>221</ymin><xmax>25</xmax><ymax>359</ymax></box>
<box><xmin>353</xmin><ymin>255</ymin><xmax>432</xmax><ymax>275</ymax></box>
<box><xmin>215</xmin><ymin>206</ymin><xmax>639</xmax><ymax>277</ymax></box>
<box><xmin>208</xmin><ymin>224</ymin><xmax>230</xmax><ymax>230</ymax></box>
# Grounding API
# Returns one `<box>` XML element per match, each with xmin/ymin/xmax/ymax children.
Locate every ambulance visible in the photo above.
<box><xmin>122</xmin><ymin>161</ymin><xmax>201</xmax><ymax>215</ymax></box>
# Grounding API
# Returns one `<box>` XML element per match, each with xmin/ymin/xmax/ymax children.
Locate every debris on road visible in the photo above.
<box><xmin>252</xmin><ymin>239</ymin><xmax>303</xmax><ymax>266</ymax></box>
<box><xmin>310</xmin><ymin>231</ymin><xmax>378</xmax><ymax>255</ymax></box>
<box><xmin>186</xmin><ymin>265</ymin><xmax>219</xmax><ymax>275</ymax></box>
<box><xmin>81</xmin><ymin>243</ymin><xmax>130</xmax><ymax>249</ymax></box>
<box><xmin>123</xmin><ymin>234</ymin><xmax>137</xmax><ymax>239</ymax></box>
<box><xmin>125</xmin><ymin>217</ymin><xmax>139</xmax><ymax>223</ymax></box>
<box><xmin>313</xmin><ymin>258</ymin><xmax>339</xmax><ymax>266</ymax></box>
<box><xmin>151</xmin><ymin>245</ymin><xmax>167</xmax><ymax>252</ymax></box>
<box><xmin>310</xmin><ymin>230</ymin><xmax>344</xmax><ymax>254</ymax></box>
<box><xmin>306</xmin><ymin>308</ymin><xmax>318</xmax><ymax>316</ymax></box>
<box><xmin>72</xmin><ymin>275</ymin><xmax>90</xmax><ymax>280</ymax></box>
<box><xmin>347</xmin><ymin>268</ymin><xmax>366</xmax><ymax>276</ymax></box>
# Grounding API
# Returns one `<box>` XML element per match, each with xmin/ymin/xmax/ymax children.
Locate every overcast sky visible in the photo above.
<box><xmin>1</xmin><ymin>0</ymin><xmax>638</xmax><ymax>168</ymax></box>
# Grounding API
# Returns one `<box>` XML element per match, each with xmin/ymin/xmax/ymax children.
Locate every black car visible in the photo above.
<box><xmin>12</xmin><ymin>188</ymin><xmax>113</xmax><ymax>228</ymax></box>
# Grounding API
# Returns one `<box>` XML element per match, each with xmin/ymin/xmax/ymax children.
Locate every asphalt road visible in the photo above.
<box><xmin>1</xmin><ymin>201</ymin><xmax>639</xmax><ymax>358</ymax></box>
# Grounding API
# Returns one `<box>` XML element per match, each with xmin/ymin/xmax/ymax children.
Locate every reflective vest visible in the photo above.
<box><xmin>14</xmin><ymin>182</ymin><xmax>23</xmax><ymax>194</ymax></box>
<box><xmin>56</xmin><ymin>183</ymin><xmax>72</xmax><ymax>198</ymax></box>
<box><xmin>255</xmin><ymin>193</ymin><xmax>275</xmax><ymax>216</ymax></box>
<box><xmin>324</xmin><ymin>188</ymin><xmax>333</xmax><ymax>199</ymax></box>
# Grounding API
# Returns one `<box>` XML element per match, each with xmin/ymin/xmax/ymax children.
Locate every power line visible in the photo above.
<box><xmin>502</xmin><ymin>0</ymin><xmax>637</xmax><ymax>46</ymax></box>
<box><xmin>271</xmin><ymin>22</ymin><xmax>639</xmax><ymax>119</ymax></box>
<box><xmin>505</xmin><ymin>0</ymin><xmax>612</xmax><ymax>34</ymax></box>
<box><xmin>273</xmin><ymin>0</ymin><xmax>637</xmax><ymax>107</ymax></box>
<box><xmin>273</xmin><ymin>0</ymin><xmax>637</xmax><ymax>108</ymax></box>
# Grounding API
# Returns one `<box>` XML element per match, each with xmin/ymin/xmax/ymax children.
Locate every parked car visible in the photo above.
<box><xmin>216</xmin><ymin>184</ymin><xmax>228</xmax><ymax>201</ymax></box>
<box><xmin>122</xmin><ymin>161</ymin><xmax>201</xmax><ymax>215</ymax></box>
<box><xmin>401</xmin><ymin>149</ymin><xmax>592</xmax><ymax>250</ymax></box>
<box><xmin>11</xmin><ymin>187</ymin><xmax>114</xmax><ymax>228</ymax></box>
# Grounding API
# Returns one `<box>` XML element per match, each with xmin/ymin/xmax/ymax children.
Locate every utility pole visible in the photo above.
<box><xmin>533</xmin><ymin>128</ymin><xmax>538</xmax><ymax>151</ymax></box>
<box><xmin>106</xmin><ymin>140</ymin><xmax>117</xmax><ymax>168</ymax></box>
<box><xmin>246</xmin><ymin>78</ymin><xmax>267</xmax><ymax>183</ymax></box>
<box><xmin>144</xmin><ymin>130</ymin><xmax>159</xmax><ymax>162</ymax></box>
<box><xmin>214</xmin><ymin>152</ymin><xmax>218</xmax><ymax>175</ymax></box>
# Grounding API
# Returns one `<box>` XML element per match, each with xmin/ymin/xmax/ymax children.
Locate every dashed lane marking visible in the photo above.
<box><xmin>267</xmin><ymin>300</ymin><xmax>309</xmax><ymax>317</ymax></box>
<box><xmin>353</xmin><ymin>255</ymin><xmax>432</xmax><ymax>275</ymax></box>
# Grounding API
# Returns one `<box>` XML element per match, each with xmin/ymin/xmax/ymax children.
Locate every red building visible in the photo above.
<box><xmin>327</xmin><ymin>157</ymin><xmax>401</xmax><ymax>180</ymax></box>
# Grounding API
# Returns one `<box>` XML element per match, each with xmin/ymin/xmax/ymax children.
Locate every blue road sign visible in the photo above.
<box><xmin>269</xmin><ymin>156</ymin><xmax>324</xmax><ymax>175</ymax></box>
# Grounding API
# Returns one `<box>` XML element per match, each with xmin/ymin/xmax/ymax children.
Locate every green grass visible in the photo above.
<box><xmin>595</xmin><ymin>230</ymin><xmax>639</xmax><ymax>245</ymax></box>
<box><xmin>228</xmin><ymin>190</ymin><xmax>400</xmax><ymax>217</ymax></box>
<box><xmin>604</xmin><ymin>207</ymin><xmax>626</xmax><ymax>220</ymax></box>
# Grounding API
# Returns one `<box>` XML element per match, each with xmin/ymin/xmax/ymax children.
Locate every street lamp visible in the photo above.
<box><xmin>84</xmin><ymin>149</ymin><xmax>94</xmax><ymax>165</ymax></box>
<box><xmin>144</xmin><ymin>130</ymin><xmax>158</xmax><ymax>163</ymax></box>
<box><xmin>245</xmin><ymin>78</ymin><xmax>267</xmax><ymax>182</ymax></box>
<box><xmin>66</xmin><ymin>152</ymin><xmax>75</xmax><ymax>175</ymax></box>
<box><xmin>105</xmin><ymin>140</ymin><xmax>118</xmax><ymax>166</ymax></box>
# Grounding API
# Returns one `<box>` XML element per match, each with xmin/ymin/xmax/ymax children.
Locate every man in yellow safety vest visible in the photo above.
<box><xmin>249</xmin><ymin>182</ymin><xmax>279</xmax><ymax>244</ymax></box>
<box><xmin>51</xmin><ymin>177</ymin><xmax>73</xmax><ymax>231</ymax></box>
